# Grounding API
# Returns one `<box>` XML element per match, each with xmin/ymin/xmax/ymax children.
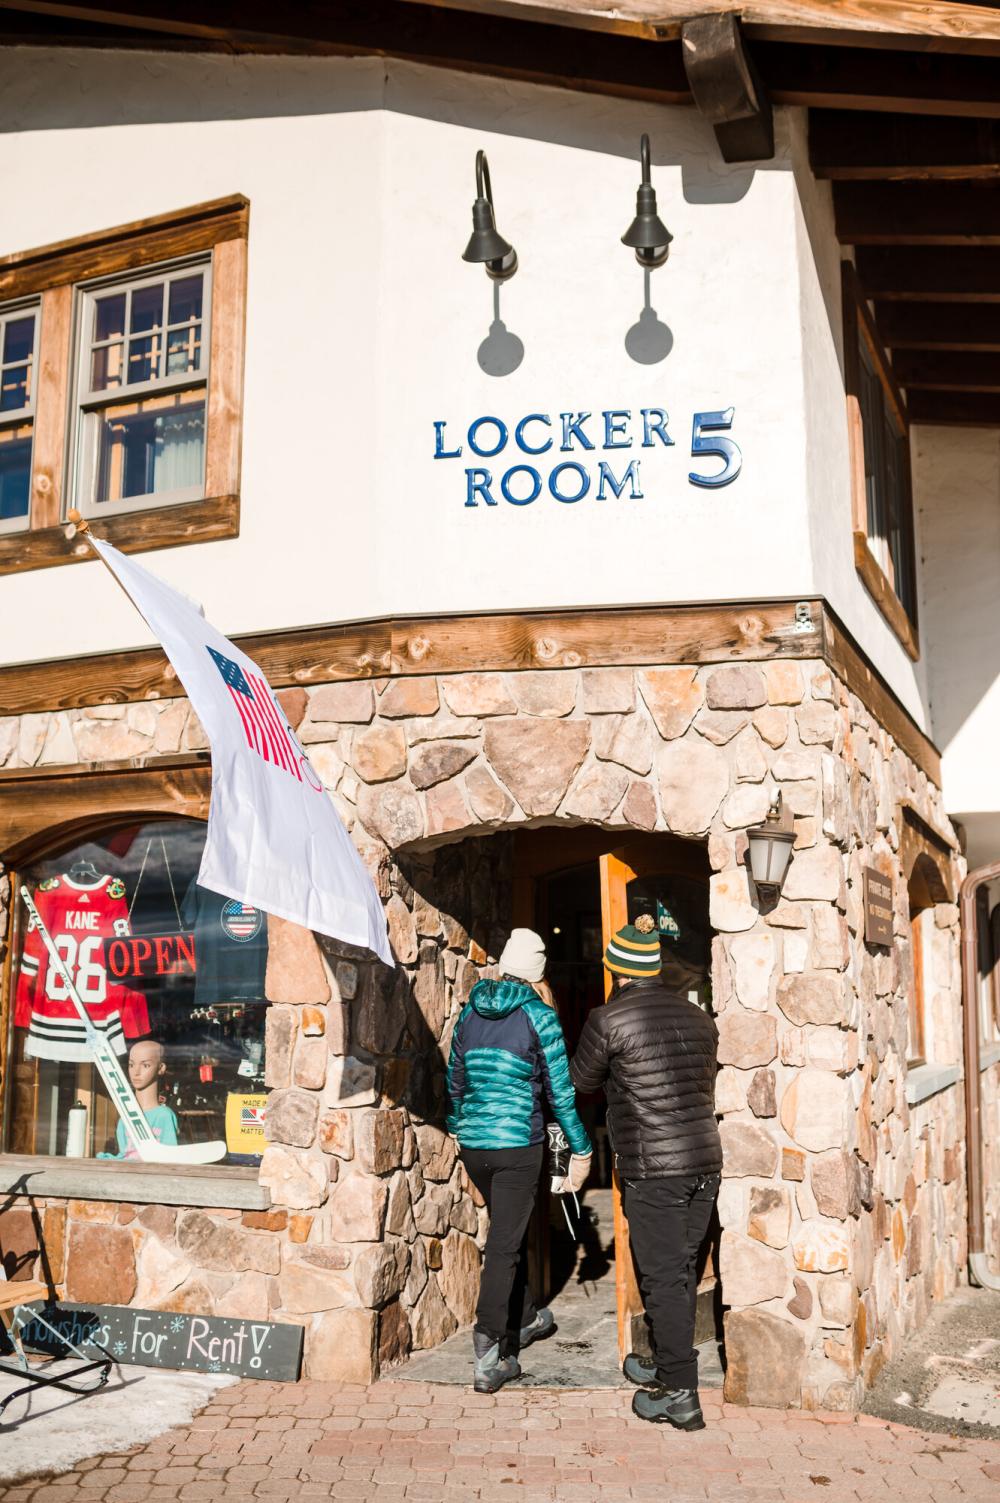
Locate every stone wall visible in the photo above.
<box><xmin>0</xmin><ymin>657</ymin><xmax>981</xmax><ymax>1401</ymax></box>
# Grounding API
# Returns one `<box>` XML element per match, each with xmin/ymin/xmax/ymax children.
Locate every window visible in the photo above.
<box><xmin>907</xmin><ymin>903</ymin><xmax>932</xmax><ymax>1067</ymax></box>
<box><xmin>843</xmin><ymin>262</ymin><xmax>919</xmax><ymax>660</ymax></box>
<box><xmin>0</xmin><ymin>301</ymin><xmax>39</xmax><ymax>536</ymax></box>
<box><xmin>0</xmin><ymin>194</ymin><xmax>247</xmax><ymax>575</ymax></box>
<box><xmin>73</xmin><ymin>261</ymin><xmax>211</xmax><ymax>515</ymax></box>
<box><xmin>3</xmin><ymin>819</ymin><xmax>269</xmax><ymax>1169</ymax></box>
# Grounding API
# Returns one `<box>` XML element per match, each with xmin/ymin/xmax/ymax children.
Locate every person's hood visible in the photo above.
<box><xmin>469</xmin><ymin>977</ymin><xmax>537</xmax><ymax>1018</ymax></box>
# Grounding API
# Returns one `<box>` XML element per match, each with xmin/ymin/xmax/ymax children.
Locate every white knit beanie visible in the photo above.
<box><xmin>498</xmin><ymin>927</ymin><xmax>546</xmax><ymax>984</ymax></box>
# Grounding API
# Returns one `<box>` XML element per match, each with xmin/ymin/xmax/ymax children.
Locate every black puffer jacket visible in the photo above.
<box><xmin>570</xmin><ymin>978</ymin><xmax>722</xmax><ymax>1180</ymax></box>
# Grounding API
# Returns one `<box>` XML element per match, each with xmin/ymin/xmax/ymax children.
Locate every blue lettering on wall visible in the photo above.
<box><xmin>514</xmin><ymin>414</ymin><xmax>553</xmax><ymax>455</ymax></box>
<box><xmin>465</xmin><ymin>468</ymin><xmax>497</xmax><ymax>506</ymax></box>
<box><xmin>603</xmin><ymin>411</ymin><xmax>631</xmax><ymax>449</ymax></box>
<box><xmin>596</xmin><ymin>460</ymin><xmax>643</xmax><ymax>500</ymax></box>
<box><xmin>559</xmin><ymin>412</ymin><xmax>595</xmax><ymax>452</ymax></box>
<box><xmin>436</xmin><ymin>405</ymin><xmax>741</xmax><ymax>506</ymax></box>
<box><xmin>501</xmin><ymin>465</ymin><xmax>543</xmax><ymax>505</ymax></box>
<box><xmin>468</xmin><ymin>417</ymin><xmax>509</xmax><ymax>458</ymax></box>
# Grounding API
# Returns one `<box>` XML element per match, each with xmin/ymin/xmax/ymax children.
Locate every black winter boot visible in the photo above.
<box><xmin>631</xmin><ymin>1385</ymin><xmax>705</xmax><ymax>1430</ymax></box>
<box><xmin>473</xmin><ymin>1330</ymin><xmax>522</xmax><ymax>1394</ymax></box>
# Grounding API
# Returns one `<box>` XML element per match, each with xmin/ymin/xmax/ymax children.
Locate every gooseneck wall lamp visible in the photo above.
<box><xmin>462</xmin><ymin>150</ymin><xmax>518</xmax><ymax>282</ymax></box>
<box><xmin>621</xmin><ymin>134</ymin><xmax>673</xmax><ymax>269</ymax></box>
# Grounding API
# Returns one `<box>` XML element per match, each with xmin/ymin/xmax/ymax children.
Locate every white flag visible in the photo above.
<box><xmin>89</xmin><ymin>537</ymin><xmax>391</xmax><ymax>965</ymax></box>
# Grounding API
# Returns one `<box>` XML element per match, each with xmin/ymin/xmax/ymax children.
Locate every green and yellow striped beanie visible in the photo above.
<box><xmin>604</xmin><ymin>913</ymin><xmax>661</xmax><ymax>978</ymax></box>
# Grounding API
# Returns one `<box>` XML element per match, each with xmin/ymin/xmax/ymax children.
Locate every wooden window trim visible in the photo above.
<box><xmin>842</xmin><ymin>261</ymin><xmax>920</xmax><ymax>663</ymax></box>
<box><xmin>0</xmin><ymin>196</ymin><xmax>248</xmax><ymax>576</ymax></box>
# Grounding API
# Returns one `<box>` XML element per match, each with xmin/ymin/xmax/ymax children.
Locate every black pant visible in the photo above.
<box><xmin>461</xmin><ymin>1144</ymin><xmax>543</xmax><ymax>1349</ymax></box>
<box><xmin>621</xmin><ymin>1172</ymin><xmax>720</xmax><ymax>1390</ymax></box>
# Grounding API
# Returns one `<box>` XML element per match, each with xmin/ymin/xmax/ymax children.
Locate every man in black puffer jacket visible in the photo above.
<box><xmin>571</xmin><ymin>914</ymin><xmax>721</xmax><ymax>1430</ymax></box>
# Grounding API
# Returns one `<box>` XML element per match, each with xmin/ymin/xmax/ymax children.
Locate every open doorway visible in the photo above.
<box><xmin>399</xmin><ymin>822</ymin><xmax>725</xmax><ymax>1388</ymax></box>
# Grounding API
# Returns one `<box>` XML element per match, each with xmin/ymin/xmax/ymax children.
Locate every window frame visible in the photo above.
<box><xmin>0</xmin><ymin>194</ymin><xmax>247</xmax><ymax>577</ymax></box>
<box><xmin>0</xmin><ymin>296</ymin><xmax>41</xmax><ymax>538</ymax></box>
<box><xmin>842</xmin><ymin>261</ymin><xmax>920</xmax><ymax>662</ymax></box>
<box><xmin>71</xmin><ymin>254</ymin><xmax>213</xmax><ymax>518</ymax></box>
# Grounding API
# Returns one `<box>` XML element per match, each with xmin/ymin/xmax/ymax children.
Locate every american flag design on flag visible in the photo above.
<box><xmin>241</xmin><ymin>1104</ymin><xmax>265</xmax><ymax>1128</ymax></box>
<box><xmin>208</xmin><ymin>647</ymin><xmax>313</xmax><ymax>785</ymax></box>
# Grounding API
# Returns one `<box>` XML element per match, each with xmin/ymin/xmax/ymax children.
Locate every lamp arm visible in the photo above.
<box><xmin>639</xmin><ymin>133</ymin><xmax>651</xmax><ymax>185</ymax></box>
<box><xmin>476</xmin><ymin>149</ymin><xmax>494</xmax><ymax>208</ymax></box>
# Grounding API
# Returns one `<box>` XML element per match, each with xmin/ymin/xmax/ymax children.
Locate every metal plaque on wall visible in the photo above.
<box><xmin>14</xmin><ymin>1302</ymin><xmax>303</xmax><ymax>1382</ymax></box>
<box><xmin>863</xmin><ymin>867</ymin><xmax>894</xmax><ymax>948</ymax></box>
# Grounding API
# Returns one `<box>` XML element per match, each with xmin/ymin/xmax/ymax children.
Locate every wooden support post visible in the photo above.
<box><xmin>681</xmin><ymin>13</ymin><xmax>774</xmax><ymax>163</ymax></box>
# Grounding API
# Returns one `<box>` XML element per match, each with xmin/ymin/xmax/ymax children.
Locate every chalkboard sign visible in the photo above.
<box><xmin>14</xmin><ymin>1302</ymin><xmax>303</xmax><ymax>1383</ymax></box>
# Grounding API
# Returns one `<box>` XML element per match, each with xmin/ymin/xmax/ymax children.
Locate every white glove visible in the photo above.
<box><xmin>557</xmin><ymin>1153</ymin><xmax>592</xmax><ymax>1194</ymax></box>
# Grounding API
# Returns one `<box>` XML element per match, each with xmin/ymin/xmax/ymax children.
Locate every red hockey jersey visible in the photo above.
<box><xmin>15</xmin><ymin>873</ymin><xmax>151</xmax><ymax>1062</ymax></box>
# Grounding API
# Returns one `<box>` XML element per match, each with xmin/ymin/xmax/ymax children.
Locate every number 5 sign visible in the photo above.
<box><xmin>689</xmin><ymin>407</ymin><xmax>742</xmax><ymax>488</ymax></box>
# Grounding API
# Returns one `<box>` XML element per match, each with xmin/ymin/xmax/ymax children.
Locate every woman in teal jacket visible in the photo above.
<box><xmin>447</xmin><ymin>927</ymin><xmax>591</xmax><ymax>1393</ymax></box>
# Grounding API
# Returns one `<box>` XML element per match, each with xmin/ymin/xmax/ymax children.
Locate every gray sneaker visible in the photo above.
<box><xmin>622</xmin><ymin>1352</ymin><xmax>658</xmax><ymax>1387</ymax></box>
<box><xmin>631</xmin><ymin>1385</ymin><xmax>705</xmax><ymax>1430</ymax></box>
<box><xmin>473</xmin><ymin>1330</ymin><xmax>522</xmax><ymax>1394</ymax></box>
<box><xmin>519</xmin><ymin>1309</ymin><xmax>555</xmax><ymax>1349</ymax></box>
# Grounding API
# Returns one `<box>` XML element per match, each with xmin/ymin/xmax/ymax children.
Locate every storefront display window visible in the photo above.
<box><xmin>3</xmin><ymin>818</ymin><xmax>269</xmax><ymax>1168</ymax></box>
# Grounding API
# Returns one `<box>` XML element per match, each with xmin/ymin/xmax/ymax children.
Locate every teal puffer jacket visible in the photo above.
<box><xmin>446</xmin><ymin>978</ymin><xmax>591</xmax><ymax>1155</ymax></box>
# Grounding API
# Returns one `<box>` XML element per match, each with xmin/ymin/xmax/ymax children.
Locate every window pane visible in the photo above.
<box><xmin>130</xmin><ymin>282</ymin><xmax>165</xmax><ymax>334</ymax></box>
<box><xmin>5</xmin><ymin>820</ymin><xmax>269</xmax><ymax>1166</ymax></box>
<box><xmin>127</xmin><ymin>333</ymin><xmax>162</xmax><ymax>385</ymax></box>
<box><xmin>94</xmin><ymin>292</ymin><xmax>126</xmax><ymax>342</ymax></box>
<box><xmin>91</xmin><ymin>342</ymin><xmax>124</xmax><ymax>392</ymax></box>
<box><xmin>0</xmin><ymin>363</ymin><xmax>30</xmax><ymax>411</ymax></box>
<box><xmin>0</xmin><ymin>426</ymin><xmax>31</xmax><ymax>522</ymax></box>
<box><xmin>168</xmin><ymin>274</ymin><xmax>203</xmax><ymax>325</ymax></box>
<box><xmin>95</xmin><ymin>393</ymin><xmax>205</xmax><ymax>503</ymax></box>
<box><xmin>3</xmin><ymin>314</ymin><xmax>35</xmax><ymax>365</ymax></box>
<box><xmin>166</xmin><ymin>323</ymin><xmax>202</xmax><ymax>376</ymax></box>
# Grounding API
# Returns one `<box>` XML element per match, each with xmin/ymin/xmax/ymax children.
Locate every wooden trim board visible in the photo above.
<box><xmin>0</xmin><ymin>598</ymin><xmax>942</xmax><ymax>787</ymax></box>
<box><xmin>0</xmin><ymin>492</ymin><xmax>239</xmax><ymax>576</ymax></box>
<box><xmin>0</xmin><ymin>755</ymin><xmax>211</xmax><ymax>863</ymax></box>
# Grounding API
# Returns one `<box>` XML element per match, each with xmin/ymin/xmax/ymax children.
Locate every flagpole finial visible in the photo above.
<box><xmin>66</xmin><ymin>508</ymin><xmax>91</xmax><ymax>541</ymax></box>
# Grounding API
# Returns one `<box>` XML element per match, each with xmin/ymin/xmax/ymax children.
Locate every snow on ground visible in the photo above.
<box><xmin>0</xmin><ymin>1358</ymin><xmax>236</xmax><ymax>1481</ymax></box>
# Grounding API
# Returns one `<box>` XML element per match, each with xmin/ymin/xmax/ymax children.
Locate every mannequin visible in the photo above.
<box><xmin>98</xmin><ymin>1038</ymin><xmax>179</xmax><ymax>1160</ymax></box>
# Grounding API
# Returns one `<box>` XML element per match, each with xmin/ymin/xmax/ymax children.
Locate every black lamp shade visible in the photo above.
<box><xmin>463</xmin><ymin>199</ymin><xmax>514</xmax><ymax>266</ymax></box>
<box><xmin>463</xmin><ymin>151</ymin><xmax>518</xmax><ymax>281</ymax></box>
<box><xmin>623</xmin><ymin>136</ymin><xmax>673</xmax><ymax>269</ymax></box>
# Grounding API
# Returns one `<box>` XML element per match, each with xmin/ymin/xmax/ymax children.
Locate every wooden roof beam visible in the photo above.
<box><xmin>834</xmin><ymin>182</ymin><xmax>1000</xmax><ymax>245</ymax></box>
<box><xmin>811</xmin><ymin>111</ymin><xmax>1000</xmax><ymax>181</ymax></box>
<box><xmin>681</xmin><ymin>13</ymin><xmax>774</xmax><ymax>162</ymax></box>
<box><xmin>907</xmin><ymin>390</ymin><xmax>1000</xmax><ymax>425</ymax></box>
<box><xmin>874</xmin><ymin>302</ymin><xmax>1000</xmax><ymax>351</ymax></box>
<box><xmin>399</xmin><ymin>2</ymin><xmax>1000</xmax><ymax>57</ymax></box>
<box><xmin>856</xmin><ymin>246</ymin><xmax>1000</xmax><ymax>302</ymax></box>
<box><xmin>759</xmin><ymin>41</ymin><xmax>1000</xmax><ymax>117</ymax></box>
<box><xmin>891</xmin><ymin>350</ymin><xmax>1000</xmax><ymax>392</ymax></box>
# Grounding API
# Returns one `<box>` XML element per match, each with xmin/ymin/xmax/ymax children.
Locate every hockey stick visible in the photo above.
<box><xmin>19</xmin><ymin>886</ymin><xmax>227</xmax><ymax>1166</ymax></box>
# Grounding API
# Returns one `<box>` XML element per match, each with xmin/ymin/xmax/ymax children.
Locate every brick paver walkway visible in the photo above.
<box><xmin>3</xmin><ymin>1379</ymin><xmax>1000</xmax><ymax>1503</ymax></box>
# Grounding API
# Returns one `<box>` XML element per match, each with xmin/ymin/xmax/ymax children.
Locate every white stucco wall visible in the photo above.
<box><xmin>915</xmin><ymin>425</ymin><xmax>1000</xmax><ymax>831</ymax></box>
<box><xmin>0</xmin><ymin>49</ymin><xmax>927</xmax><ymax>728</ymax></box>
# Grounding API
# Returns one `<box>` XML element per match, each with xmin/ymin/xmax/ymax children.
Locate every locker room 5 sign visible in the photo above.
<box><xmin>433</xmin><ymin>405</ymin><xmax>742</xmax><ymax>507</ymax></box>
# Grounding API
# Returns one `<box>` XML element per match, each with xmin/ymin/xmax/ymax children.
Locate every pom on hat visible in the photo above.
<box><xmin>604</xmin><ymin>914</ymin><xmax>661</xmax><ymax>978</ymax></box>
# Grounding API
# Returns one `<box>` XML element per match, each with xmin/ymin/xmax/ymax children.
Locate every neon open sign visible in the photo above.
<box><xmin>433</xmin><ymin>406</ymin><xmax>742</xmax><ymax>506</ymax></box>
